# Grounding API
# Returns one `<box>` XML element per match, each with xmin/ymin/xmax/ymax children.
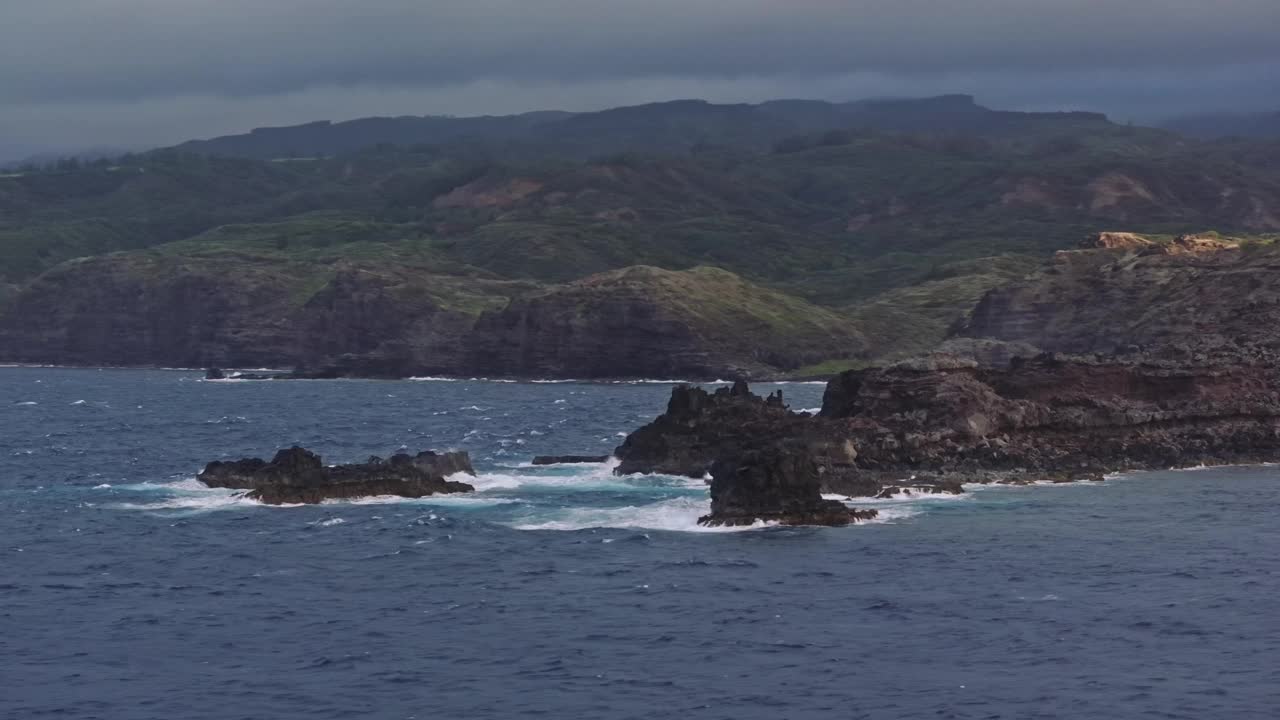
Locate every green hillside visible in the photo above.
<box><xmin>3</xmin><ymin>96</ymin><xmax>1280</xmax><ymax>373</ymax></box>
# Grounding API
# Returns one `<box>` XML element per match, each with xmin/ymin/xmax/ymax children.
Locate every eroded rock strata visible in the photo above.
<box><xmin>198</xmin><ymin>447</ymin><xmax>475</xmax><ymax>505</ymax></box>
<box><xmin>960</xmin><ymin>236</ymin><xmax>1280</xmax><ymax>360</ymax></box>
<box><xmin>618</xmin><ymin>354</ymin><xmax>1280</xmax><ymax>526</ymax></box>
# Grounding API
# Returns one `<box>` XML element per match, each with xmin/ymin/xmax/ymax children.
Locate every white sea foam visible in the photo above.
<box><xmin>408</xmin><ymin>376</ymin><xmax>459</xmax><ymax>382</ymax></box>
<box><xmin>14</xmin><ymin>401</ymin><xmax>37</xmax><ymax>406</ymax></box>
<box><xmin>513</xmin><ymin>488</ymin><xmax>921</xmax><ymax>532</ymax></box>
<box><xmin>71</xmin><ymin>400</ymin><xmax>87</xmax><ymax>405</ymax></box>
<box><xmin>93</xmin><ymin>483</ymin><xmax>112</xmax><ymax>489</ymax></box>
<box><xmin>511</xmin><ymin>496</ymin><xmax>765</xmax><ymax>533</ymax></box>
<box><xmin>112</xmin><ymin>490</ymin><xmax>265</xmax><ymax>512</ymax></box>
<box><xmin>311</xmin><ymin>517</ymin><xmax>346</xmax><ymax>527</ymax></box>
<box><xmin>465</xmin><ymin>458</ymin><xmax>659</xmax><ymax>492</ymax></box>
<box><xmin>797</xmin><ymin>407</ymin><xmax>822</xmax><ymax>414</ymax></box>
<box><xmin>858</xmin><ymin>506</ymin><xmax>924</xmax><ymax>524</ymax></box>
<box><xmin>112</xmin><ymin>476</ymin><xmax>515</xmax><ymax>512</ymax></box>
<box><xmin>822</xmin><ymin>490</ymin><xmax>972</xmax><ymax>506</ymax></box>
<box><xmin>327</xmin><ymin>495</ymin><xmax>518</xmax><ymax>507</ymax></box>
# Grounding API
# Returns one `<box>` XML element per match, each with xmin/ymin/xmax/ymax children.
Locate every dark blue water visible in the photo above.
<box><xmin>3</xmin><ymin>368</ymin><xmax>1279</xmax><ymax>719</ymax></box>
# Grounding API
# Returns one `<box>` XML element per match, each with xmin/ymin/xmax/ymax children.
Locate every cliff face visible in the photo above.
<box><xmin>960</xmin><ymin>235</ymin><xmax>1280</xmax><ymax>358</ymax></box>
<box><xmin>817</xmin><ymin>354</ymin><xmax>1280</xmax><ymax>479</ymax></box>
<box><xmin>468</xmin><ymin>266</ymin><xmax>866</xmax><ymax>379</ymax></box>
<box><xmin>0</xmin><ymin>259</ymin><xmax>864</xmax><ymax>379</ymax></box>
<box><xmin>0</xmin><ymin>255</ymin><xmax>303</xmax><ymax>367</ymax></box>
<box><xmin>294</xmin><ymin>270</ymin><xmax>476</xmax><ymax>377</ymax></box>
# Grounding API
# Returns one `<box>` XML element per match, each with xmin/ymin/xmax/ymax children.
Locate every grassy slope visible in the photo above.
<box><xmin>4</xmin><ymin>119</ymin><xmax>1280</xmax><ymax>366</ymax></box>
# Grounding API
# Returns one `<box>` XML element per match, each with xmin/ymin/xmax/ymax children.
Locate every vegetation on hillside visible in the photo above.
<box><xmin>3</xmin><ymin>96</ymin><xmax>1280</xmax><ymax>365</ymax></box>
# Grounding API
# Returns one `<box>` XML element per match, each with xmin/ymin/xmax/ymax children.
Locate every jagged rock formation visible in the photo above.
<box><xmin>960</xmin><ymin>235</ymin><xmax>1280</xmax><ymax>360</ymax></box>
<box><xmin>614</xmin><ymin>380</ymin><xmax>966</xmax><ymax>497</ymax></box>
<box><xmin>816</xmin><ymin>353</ymin><xmax>1280</xmax><ymax>482</ymax></box>
<box><xmin>698</xmin><ymin>447</ymin><xmax>878</xmax><ymax>527</ymax></box>
<box><xmin>614</xmin><ymin>380</ymin><xmax>803</xmax><ymax>477</ymax></box>
<box><xmin>198</xmin><ymin>447</ymin><xmax>475</xmax><ymax>505</ymax></box>
<box><xmin>617</xmin><ymin>350</ymin><xmax>1280</xmax><ymax>517</ymax></box>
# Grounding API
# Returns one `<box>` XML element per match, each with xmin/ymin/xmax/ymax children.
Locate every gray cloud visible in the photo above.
<box><xmin>2</xmin><ymin>1</ymin><xmax>1278</xmax><ymax>157</ymax></box>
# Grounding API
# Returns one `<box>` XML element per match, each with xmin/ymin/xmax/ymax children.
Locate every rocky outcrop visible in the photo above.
<box><xmin>698</xmin><ymin>446</ymin><xmax>878</xmax><ymax>527</ymax></box>
<box><xmin>614</xmin><ymin>380</ymin><xmax>804</xmax><ymax>477</ymax></box>
<box><xmin>198</xmin><ymin>447</ymin><xmax>475</xmax><ymax>505</ymax></box>
<box><xmin>531</xmin><ymin>455</ymin><xmax>610</xmax><ymax>465</ymax></box>
<box><xmin>617</xmin><ymin>351</ymin><xmax>1280</xmax><ymax>513</ymax></box>
<box><xmin>819</xmin><ymin>353</ymin><xmax>1280</xmax><ymax>482</ymax></box>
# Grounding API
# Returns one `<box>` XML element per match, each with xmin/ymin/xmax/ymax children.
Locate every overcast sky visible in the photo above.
<box><xmin>3</xmin><ymin>1</ymin><xmax>1278</xmax><ymax>160</ymax></box>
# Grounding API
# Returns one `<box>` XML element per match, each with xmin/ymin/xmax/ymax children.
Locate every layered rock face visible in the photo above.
<box><xmin>960</xmin><ymin>236</ymin><xmax>1280</xmax><ymax>359</ymax></box>
<box><xmin>198</xmin><ymin>447</ymin><xmax>475</xmax><ymax>505</ymax></box>
<box><xmin>699</xmin><ymin>447</ymin><xmax>878</xmax><ymax>527</ymax></box>
<box><xmin>0</xmin><ymin>256</ymin><xmax>303</xmax><ymax>368</ymax></box>
<box><xmin>819</xmin><ymin>354</ymin><xmax>1280</xmax><ymax>482</ymax></box>
<box><xmin>292</xmin><ymin>270</ymin><xmax>477</xmax><ymax>378</ymax></box>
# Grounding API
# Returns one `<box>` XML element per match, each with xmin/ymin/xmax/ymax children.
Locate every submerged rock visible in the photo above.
<box><xmin>698</xmin><ymin>446</ymin><xmax>878</xmax><ymax>527</ymax></box>
<box><xmin>531</xmin><ymin>455</ymin><xmax>610</xmax><ymax>465</ymax></box>
<box><xmin>198</xmin><ymin>447</ymin><xmax>475</xmax><ymax>505</ymax></box>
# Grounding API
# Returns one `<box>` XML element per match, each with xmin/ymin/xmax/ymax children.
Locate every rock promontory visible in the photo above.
<box><xmin>616</xmin><ymin>350</ymin><xmax>1280</xmax><ymax>524</ymax></box>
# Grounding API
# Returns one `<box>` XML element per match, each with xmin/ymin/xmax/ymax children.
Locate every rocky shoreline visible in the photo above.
<box><xmin>612</xmin><ymin>352</ymin><xmax>1280</xmax><ymax>527</ymax></box>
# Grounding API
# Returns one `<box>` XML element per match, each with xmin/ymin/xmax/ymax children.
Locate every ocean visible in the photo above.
<box><xmin>3</xmin><ymin>367</ymin><xmax>1279</xmax><ymax>719</ymax></box>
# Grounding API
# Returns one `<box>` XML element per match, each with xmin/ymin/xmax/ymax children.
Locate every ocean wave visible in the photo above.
<box><xmin>14</xmin><ymin>401</ymin><xmax>38</xmax><ymax>406</ymax></box>
<box><xmin>464</xmin><ymin>458</ymin><xmax>691</xmax><ymax>493</ymax></box>
<box><xmin>111</xmin><ymin>489</ymin><xmax>269</xmax><ymax>512</ymax></box>
<box><xmin>110</xmin><ymin>476</ymin><xmax>519</xmax><ymax>512</ymax></box>
<box><xmin>510</xmin><ymin>496</ymin><xmax>765</xmax><ymax>533</ymax></box>
<box><xmin>859</xmin><ymin>506</ymin><xmax>923</xmax><ymax>524</ymax></box>
<box><xmin>822</xmin><ymin>491</ymin><xmax>972</xmax><ymax>506</ymax></box>
<box><xmin>326</xmin><ymin>495</ymin><xmax>518</xmax><ymax>507</ymax></box>
<box><xmin>512</xmin><ymin>491</ymin><xmax>920</xmax><ymax>533</ymax></box>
